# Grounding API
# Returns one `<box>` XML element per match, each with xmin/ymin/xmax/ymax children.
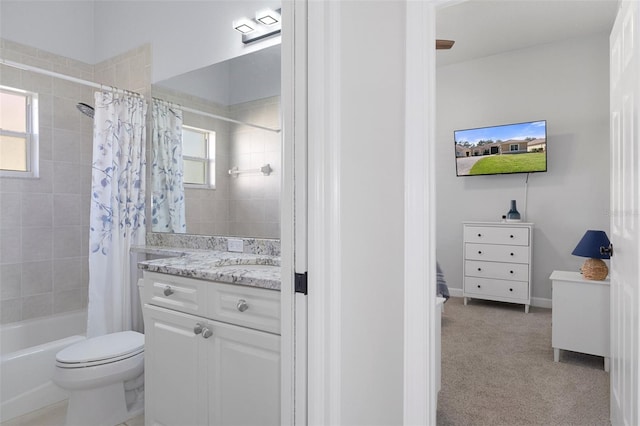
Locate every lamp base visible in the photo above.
<box><xmin>581</xmin><ymin>258</ymin><xmax>609</xmax><ymax>280</ymax></box>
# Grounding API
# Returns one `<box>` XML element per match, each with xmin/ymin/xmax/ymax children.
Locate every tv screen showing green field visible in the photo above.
<box><xmin>454</xmin><ymin>120</ymin><xmax>547</xmax><ymax>176</ymax></box>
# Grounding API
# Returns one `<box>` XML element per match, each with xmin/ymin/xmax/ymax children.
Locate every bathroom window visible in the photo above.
<box><xmin>182</xmin><ymin>125</ymin><xmax>215</xmax><ymax>188</ymax></box>
<box><xmin>0</xmin><ymin>86</ymin><xmax>39</xmax><ymax>178</ymax></box>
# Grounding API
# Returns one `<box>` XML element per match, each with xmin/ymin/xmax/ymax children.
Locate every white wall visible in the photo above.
<box><xmin>0</xmin><ymin>1</ymin><xmax>95</xmax><ymax>63</ymax></box>
<box><xmin>337</xmin><ymin>2</ymin><xmax>405</xmax><ymax>423</ymax></box>
<box><xmin>436</xmin><ymin>32</ymin><xmax>610</xmax><ymax>302</ymax></box>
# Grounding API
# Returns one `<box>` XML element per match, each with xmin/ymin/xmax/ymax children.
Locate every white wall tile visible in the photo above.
<box><xmin>0</xmin><ymin>192</ymin><xmax>22</xmax><ymax>228</ymax></box>
<box><xmin>53</xmin><ymin>194</ymin><xmax>81</xmax><ymax>226</ymax></box>
<box><xmin>22</xmin><ymin>293</ymin><xmax>53</xmax><ymax>320</ymax></box>
<box><xmin>1</xmin><ymin>228</ymin><xmax>23</xmax><ymax>264</ymax></box>
<box><xmin>22</xmin><ymin>227</ymin><xmax>53</xmax><ymax>261</ymax></box>
<box><xmin>21</xmin><ymin>260</ymin><xmax>53</xmax><ymax>296</ymax></box>
<box><xmin>0</xmin><ymin>264</ymin><xmax>21</xmax><ymax>300</ymax></box>
<box><xmin>22</xmin><ymin>193</ymin><xmax>53</xmax><ymax>227</ymax></box>
<box><xmin>1</xmin><ymin>299</ymin><xmax>22</xmax><ymax>324</ymax></box>
<box><xmin>53</xmin><ymin>226</ymin><xmax>81</xmax><ymax>258</ymax></box>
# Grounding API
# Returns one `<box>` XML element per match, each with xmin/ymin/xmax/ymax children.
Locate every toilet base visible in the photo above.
<box><xmin>65</xmin><ymin>380</ymin><xmax>144</xmax><ymax>426</ymax></box>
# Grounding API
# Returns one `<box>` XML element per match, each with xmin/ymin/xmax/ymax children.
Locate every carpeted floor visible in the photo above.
<box><xmin>436</xmin><ymin>297</ymin><xmax>610</xmax><ymax>426</ymax></box>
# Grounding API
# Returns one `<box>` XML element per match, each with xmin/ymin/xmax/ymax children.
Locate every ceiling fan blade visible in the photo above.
<box><xmin>436</xmin><ymin>39</ymin><xmax>455</xmax><ymax>50</ymax></box>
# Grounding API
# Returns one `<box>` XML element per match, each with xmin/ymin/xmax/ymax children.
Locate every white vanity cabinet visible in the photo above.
<box><xmin>462</xmin><ymin>222</ymin><xmax>534</xmax><ymax>313</ymax></box>
<box><xmin>142</xmin><ymin>271</ymin><xmax>281</xmax><ymax>426</ymax></box>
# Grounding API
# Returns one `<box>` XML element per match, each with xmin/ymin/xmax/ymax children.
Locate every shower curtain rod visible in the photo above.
<box><xmin>153</xmin><ymin>97</ymin><xmax>281</xmax><ymax>134</ymax></box>
<box><xmin>0</xmin><ymin>58</ymin><xmax>144</xmax><ymax>98</ymax></box>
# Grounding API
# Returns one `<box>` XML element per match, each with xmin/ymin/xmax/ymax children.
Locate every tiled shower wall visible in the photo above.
<box><xmin>0</xmin><ymin>39</ymin><xmax>150</xmax><ymax>324</ymax></box>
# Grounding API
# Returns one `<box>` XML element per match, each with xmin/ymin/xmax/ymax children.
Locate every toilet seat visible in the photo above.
<box><xmin>56</xmin><ymin>331</ymin><xmax>144</xmax><ymax>368</ymax></box>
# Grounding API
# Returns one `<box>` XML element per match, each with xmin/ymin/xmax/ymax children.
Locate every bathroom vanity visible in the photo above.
<box><xmin>138</xmin><ymin>250</ymin><xmax>281</xmax><ymax>426</ymax></box>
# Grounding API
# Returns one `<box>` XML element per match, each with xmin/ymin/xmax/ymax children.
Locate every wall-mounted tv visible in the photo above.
<box><xmin>454</xmin><ymin>120</ymin><xmax>547</xmax><ymax>176</ymax></box>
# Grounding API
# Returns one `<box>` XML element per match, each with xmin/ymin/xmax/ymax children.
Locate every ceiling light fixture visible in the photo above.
<box><xmin>256</xmin><ymin>9</ymin><xmax>280</xmax><ymax>25</ymax></box>
<box><xmin>234</xmin><ymin>8</ymin><xmax>282</xmax><ymax>44</ymax></box>
<box><xmin>233</xmin><ymin>19</ymin><xmax>255</xmax><ymax>34</ymax></box>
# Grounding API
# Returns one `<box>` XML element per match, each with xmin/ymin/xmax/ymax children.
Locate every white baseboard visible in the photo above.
<box><xmin>445</xmin><ymin>288</ymin><xmax>552</xmax><ymax>309</ymax></box>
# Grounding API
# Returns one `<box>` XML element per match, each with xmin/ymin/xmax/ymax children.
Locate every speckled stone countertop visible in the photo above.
<box><xmin>137</xmin><ymin>249</ymin><xmax>281</xmax><ymax>291</ymax></box>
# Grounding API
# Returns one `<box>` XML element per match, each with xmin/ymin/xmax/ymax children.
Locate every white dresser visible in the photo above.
<box><xmin>463</xmin><ymin>221</ymin><xmax>534</xmax><ymax>313</ymax></box>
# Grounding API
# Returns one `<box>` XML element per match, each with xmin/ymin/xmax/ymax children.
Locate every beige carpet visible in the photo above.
<box><xmin>436</xmin><ymin>297</ymin><xmax>610</xmax><ymax>426</ymax></box>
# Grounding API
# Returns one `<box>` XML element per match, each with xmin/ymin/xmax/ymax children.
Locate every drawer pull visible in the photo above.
<box><xmin>478</xmin><ymin>250</ymin><xmax>482</xmax><ymax>255</ymax></box>
<box><xmin>510</xmin><ymin>270</ymin><xmax>514</xmax><ymax>274</ymax></box>
<box><xmin>202</xmin><ymin>327</ymin><xmax>213</xmax><ymax>339</ymax></box>
<box><xmin>509</xmin><ymin>288</ymin><xmax>513</xmax><ymax>292</ymax></box>
<box><xmin>163</xmin><ymin>286</ymin><xmax>174</xmax><ymax>296</ymax></box>
<box><xmin>510</xmin><ymin>234</ymin><xmax>514</xmax><ymax>238</ymax></box>
<box><xmin>477</xmin><ymin>285</ymin><xmax>481</xmax><ymax>289</ymax></box>
<box><xmin>510</xmin><ymin>252</ymin><xmax>515</xmax><ymax>256</ymax></box>
<box><xmin>477</xmin><ymin>268</ymin><xmax>482</xmax><ymax>271</ymax></box>
<box><xmin>237</xmin><ymin>299</ymin><xmax>249</xmax><ymax>312</ymax></box>
<box><xmin>194</xmin><ymin>323</ymin><xmax>204</xmax><ymax>335</ymax></box>
<box><xmin>477</xmin><ymin>233</ymin><xmax>482</xmax><ymax>237</ymax></box>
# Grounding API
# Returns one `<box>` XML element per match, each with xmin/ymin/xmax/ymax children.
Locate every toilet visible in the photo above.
<box><xmin>52</xmin><ymin>331</ymin><xmax>145</xmax><ymax>426</ymax></box>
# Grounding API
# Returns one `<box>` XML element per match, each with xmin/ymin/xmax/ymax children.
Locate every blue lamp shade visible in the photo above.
<box><xmin>572</xmin><ymin>230</ymin><xmax>610</xmax><ymax>280</ymax></box>
<box><xmin>571</xmin><ymin>230</ymin><xmax>611</xmax><ymax>259</ymax></box>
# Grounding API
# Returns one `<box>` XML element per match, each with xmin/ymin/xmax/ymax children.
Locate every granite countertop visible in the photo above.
<box><xmin>137</xmin><ymin>249</ymin><xmax>281</xmax><ymax>291</ymax></box>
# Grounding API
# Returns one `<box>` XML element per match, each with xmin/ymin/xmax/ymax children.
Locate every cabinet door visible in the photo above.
<box><xmin>143</xmin><ymin>304</ymin><xmax>208</xmax><ymax>426</ymax></box>
<box><xmin>207</xmin><ymin>321</ymin><xmax>281</xmax><ymax>426</ymax></box>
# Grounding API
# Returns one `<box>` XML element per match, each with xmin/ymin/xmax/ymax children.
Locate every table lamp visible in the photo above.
<box><xmin>571</xmin><ymin>230</ymin><xmax>611</xmax><ymax>280</ymax></box>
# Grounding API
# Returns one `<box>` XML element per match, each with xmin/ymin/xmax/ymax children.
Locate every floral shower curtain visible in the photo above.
<box><xmin>87</xmin><ymin>91</ymin><xmax>147</xmax><ymax>338</ymax></box>
<box><xmin>151</xmin><ymin>99</ymin><xmax>186</xmax><ymax>233</ymax></box>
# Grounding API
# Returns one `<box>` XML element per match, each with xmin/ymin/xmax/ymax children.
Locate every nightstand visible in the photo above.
<box><xmin>550</xmin><ymin>270</ymin><xmax>610</xmax><ymax>372</ymax></box>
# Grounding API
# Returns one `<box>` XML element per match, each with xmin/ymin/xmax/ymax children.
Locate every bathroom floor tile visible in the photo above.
<box><xmin>1</xmin><ymin>400</ymin><xmax>66</xmax><ymax>426</ymax></box>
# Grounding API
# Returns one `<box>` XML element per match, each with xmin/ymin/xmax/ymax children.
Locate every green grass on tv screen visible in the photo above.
<box><xmin>469</xmin><ymin>153</ymin><xmax>546</xmax><ymax>175</ymax></box>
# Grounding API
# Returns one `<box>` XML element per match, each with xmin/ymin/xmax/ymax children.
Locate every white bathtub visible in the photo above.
<box><xmin>0</xmin><ymin>310</ymin><xmax>87</xmax><ymax>423</ymax></box>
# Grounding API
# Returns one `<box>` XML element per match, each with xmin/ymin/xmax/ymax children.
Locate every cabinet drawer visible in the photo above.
<box><xmin>465</xmin><ymin>277</ymin><xmax>528</xmax><ymax>300</ymax></box>
<box><xmin>465</xmin><ymin>260</ymin><xmax>529</xmax><ymax>281</ymax></box>
<box><xmin>209</xmin><ymin>282</ymin><xmax>280</xmax><ymax>335</ymax></box>
<box><xmin>465</xmin><ymin>243</ymin><xmax>529</xmax><ymax>263</ymax></box>
<box><xmin>464</xmin><ymin>226</ymin><xmax>529</xmax><ymax>246</ymax></box>
<box><xmin>143</xmin><ymin>272</ymin><xmax>209</xmax><ymax>317</ymax></box>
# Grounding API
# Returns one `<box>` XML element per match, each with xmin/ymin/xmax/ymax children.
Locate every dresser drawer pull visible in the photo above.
<box><xmin>477</xmin><ymin>267</ymin><xmax>482</xmax><ymax>271</ymax></box>
<box><xmin>509</xmin><ymin>288</ymin><xmax>514</xmax><ymax>292</ymax></box>
<box><xmin>477</xmin><ymin>285</ymin><xmax>481</xmax><ymax>289</ymax></box>
<box><xmin>478</xmin><ymin>250</ymin><xmax>482</xmax><ymax>255</ymax></box>
<box><xmin>193</xmin><ymin>323</ymin><xmax>204</xmax><ymax>335</ymax></box>
<box><xmin>510</xmin><ymin>270</ymin><xmax>514</xmax><ymax>274</ymax></box>
<box><xmin>510</xmin><ymin>234</ymin><xmax>514</xmax><ymax>238</ymax></box>
<box><xmin>510</xmin><ymin>252</ymin><xmax>515</xmax><ymax>256</ymax></box>
<box><xmin>237</xmin><ymin>299</ymin><xmax>249</xmax><ymax>312</ymax></box>
<box><xmin>163</xmin><ymin>286</ymin><xmax>174</xmax><ymax>296</ymax></box>
<box><xmin>202</xmin><ymin>327</ymin><xmax>213</xmax><ymax>339</ymax></box>
<box><xmin>477</xmin><ymin>233</ymin><xmax>482</xmax><ymax>237</ymax></box>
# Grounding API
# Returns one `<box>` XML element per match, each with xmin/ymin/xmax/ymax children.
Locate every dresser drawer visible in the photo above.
<box><xmin>465</xmin><ymin>260</ymin><xmax>529</xmax><ymax>281</ymax></box>
<box><xmin>208</xmin><ymin>282</ymin><xmax>280</xmax><ymax>334</ymax></box>
<box><xmin>143</xmin><ymin>272</ymin><xmax>209</xmax><ymax>317</ymax></box>
<box><xmin>465</xmin><ymin>243</ymin><xmax>530</xmax><ymax>263</ymax></box>
<box><xmin>464</xmin><ymin>226</ymin><xmax>529</xmax><ymax>246</ymax></box>
<box><xmin>465</xmin><ymin>277</ymin><xmax>528</xmax><ymax>300</ymax></box>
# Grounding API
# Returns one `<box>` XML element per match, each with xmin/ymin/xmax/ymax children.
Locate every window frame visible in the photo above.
<box><xmin>182</xmin><ymin>125</ymin><xmax>215</xmax><ymax>189</ymax></box>
<box><xmin>0</xmin><ymin>85</ymin><xmax>39</xmax><ymax>178</ymax></box>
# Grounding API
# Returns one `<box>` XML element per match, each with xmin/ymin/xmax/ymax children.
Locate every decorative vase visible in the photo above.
<box><xmin>506</xmin><ymin>200</ymin><xmax>521</xmax><ymax>221</ymax></box>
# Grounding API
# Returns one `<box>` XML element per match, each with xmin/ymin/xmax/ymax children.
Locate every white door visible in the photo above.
<box><xmin>143</xmin><ymin>305</ymin><xmax>208</xmax><ymax>426</ymax></box>
<box><xmin>609</xmin><ymin>1</ymin><xmax>640</xmax><ymax>425</ymax></box>
<box><xmin>208</xmin><ymin>321</ymin><xmax>281</xmax><ymax>426</ymax></box>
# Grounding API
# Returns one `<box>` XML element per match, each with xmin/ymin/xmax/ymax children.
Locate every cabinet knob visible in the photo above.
<box><xmin>510</xmin><ymin>234</ymin><xmax>514</xmax><ymax>238</ymax></box>
<box><xmin>237</xmin><ymin>299</ymin><xmax>249</xmax><ymax>312</ymax></box>
<box><xmin>477</xmin><ymin>285</ymin><xmax>481</xmax><ymax>288</ymax></box>
<box><xmin>202</xmin><ymin>327</ymin><xmax>213</xmax><ymax>339</ymax></box>
<box><xmin>163</xmin><ymin>286</ymin><xmax>174</xmax><ymax>296</ymax></box>
<box><xmin>477</xmin><ymin>233</ymin><xmax>482</xmax><ymax>237</ymax></box>
<box><xmin>510</xmin><ymin>252</ymin><xmax>514</xmax><ymax>256</ymax></box>
<box><xmin>510</xmin><ymin>270</ymin><xmax>514</xmax><ymax>274</ymax></box>
<box><xmin>509</xmin><ymin>288</ymin><xmax>513</xmax><ymax>292</ymax></box>
<box><xmin>477</xmin><ymin>267</ymin><xmax>482</xmax><ymax>271</ymax></box>
<box><xmin>193</xmin><ymin>323</ymin><xmax>204</xmax><ymax>335</ymax></box>
<box><xmin>478</xmin><ymin>251</ymin><xmax>482</xmax><ymax>255</ymax></box>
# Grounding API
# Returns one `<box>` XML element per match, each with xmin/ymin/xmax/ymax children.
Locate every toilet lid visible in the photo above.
<box><xmin>56</xmin><ymin>331</ymin><xmax>144</xmax><ymax>365</ymax></box>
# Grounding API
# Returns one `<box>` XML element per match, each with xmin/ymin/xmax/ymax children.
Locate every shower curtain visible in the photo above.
<box><xmin>151</xmin><ymin>99</ymin><xmax>186</xmax><ymax>233</ymax></box>
<box><xmin>87</xmin><ymin>91</ymin><xmax>147</xmax><ymax>338</ymax></box>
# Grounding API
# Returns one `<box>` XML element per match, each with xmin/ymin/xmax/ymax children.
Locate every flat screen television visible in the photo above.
<box><xmin>454</xmin><ymin>120</ymin><xmax>547</xmax><ymax>176</ymax></box>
